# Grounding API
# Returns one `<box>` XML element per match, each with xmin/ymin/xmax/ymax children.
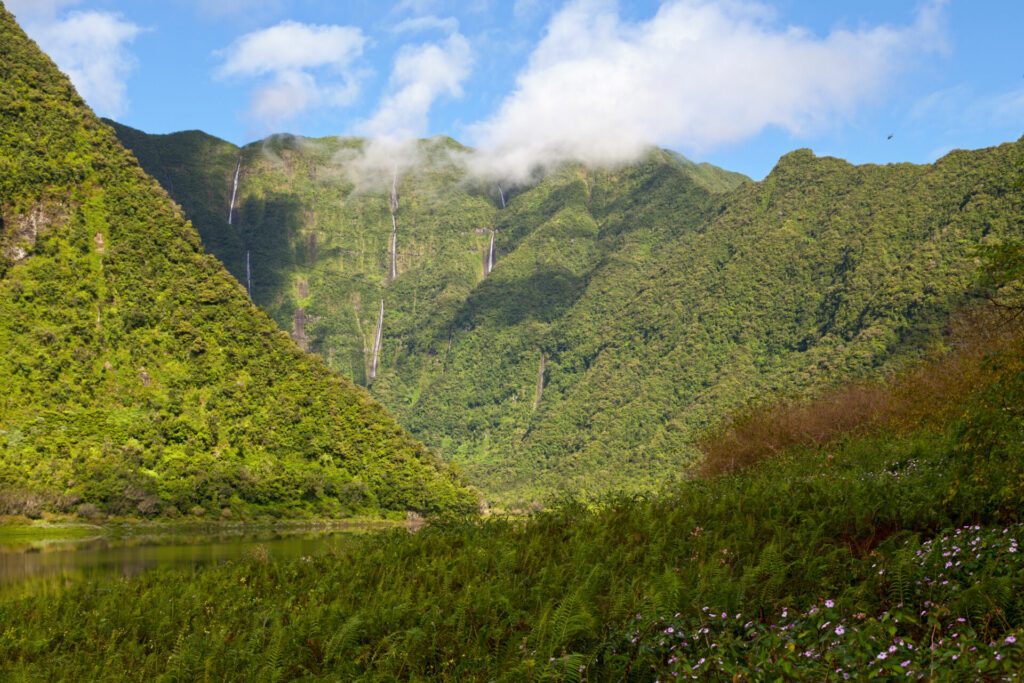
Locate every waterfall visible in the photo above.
<box><xmin>227</xmin><ymin>160</ymin><xmax>241</xmax><ymax>224</ymax></box>
<box><xmin>533</xmin><ymin>351</ymin><xmax>546</xmax><ymax>411</ymax></box>
<box><xmin>497</xmin><ymin>184</ymin><xmax>506</xmax><ymax>209</ymax></box>
<box><xmin>388</xmin><ymin>167</ymin><xmax>399</xmax><ymax>281</ymax></box>
<box><xmin>369</xmin><ymin>299</ymin><xmax>384</xmax><ymax>381</ymax></box>
<box><xmin>390</xmin><ymin>166</ymin><xmax>399</xmax><ymax>213</ymax></box>
<box><xmin>245</xmin><ymin>250</ymin><xmax>252</xmax><ymax>298</ymax></box>
<box><xmin>390</xmin><ymin>214</ymin><xmax>398</xmax><ymax>281</ymax></box>
<box><xmin>486</xmin><ymin>230</ymin><xmax>495</xmax><ymax>275</ymax></box>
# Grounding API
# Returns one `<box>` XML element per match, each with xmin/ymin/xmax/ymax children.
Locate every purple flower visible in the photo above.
<box><xmin>1006</xmin><ymin>635</ymin><xmax>1017</xmax><ymax>645</ymax></box>
<box><xmin>901</xmin><ymin>661</ymin><xmax>911</xmax><ymax>668</ymax></box>
<box><xmin>835</xmin><ymin>626</ymin><xmax>845</xmax><ymax>636</ymax></box>
<box><xmin>825</xmin><ymin>599</ymin><xmax>835</xmax><ymax>609</ymax></box>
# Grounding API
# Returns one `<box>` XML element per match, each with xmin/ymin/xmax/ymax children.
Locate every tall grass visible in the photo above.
<box><xmin>2</xmin><ymin>382</ymin><xmax>1023</xmax><ymax>679</ymax></box>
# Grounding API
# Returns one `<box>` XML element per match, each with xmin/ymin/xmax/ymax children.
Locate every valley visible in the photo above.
<box><xmin>1</xmin><ymin>1</ymin><xmax>1023</xmax><ymax>679</ymax></box>
<box><xmin>111</xmin><ymin>121</ymin><xmax>1024</xmax><ymax>504</ymax></box>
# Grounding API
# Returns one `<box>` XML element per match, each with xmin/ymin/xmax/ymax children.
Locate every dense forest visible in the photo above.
<box><xmin>112</xmin><ymin>121</ymin><xmax>1024</xmax><ymax>505</ymax></box>
<box><xmin>3</xmin><ymin>1</ymin><xmax>1024</xmax><ymax>679</ymax></box>
<box><xmin>5</xmin><ymin>255</ymin><xmax>1024</xmax><ymax>677</ymax></box>
<box><xmin>0</xmin><ymin>6</ymin><xmax>475</xmax><ymax>519</ymax></box>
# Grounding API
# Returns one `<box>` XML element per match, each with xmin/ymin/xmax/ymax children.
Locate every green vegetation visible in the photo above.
<box><xmin>2</xmin><ymin>306</ymin><xmax>1022</xmax><ymax>678</ymax></box>
<box><xmin>0</xmin><ymin>6</ymin><xmax>475</xmax><ymax>519</ymax></box>
<box><xmin>113</xmin><ymin>112</ymin><xmax>1024</xmax><ymax>504</ymax></box>
<box><xmin>3</xmin><ymin>6</ymin><xmax>1024</xmax><ymax>678</ymax></box>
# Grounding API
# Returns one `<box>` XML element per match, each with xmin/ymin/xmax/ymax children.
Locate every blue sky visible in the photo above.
<box><xmin>7</xmin><ymin>0</ymin><xmax>1023</xmax><ymax>179</ymax></box>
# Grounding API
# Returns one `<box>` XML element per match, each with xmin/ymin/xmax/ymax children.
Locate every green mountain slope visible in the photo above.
<box><xmin>6</xmin><ymin>306</ymin><xmax>1024</xmax><ymax>678</ymax></box>
<box><xmin>0</xmin><ymin>6</ymin><xmax>475</xmax><ymax>518</ymax></box>
<box><xmin>110</xmin><ymin>122</ymin><xmax>1024</xmax><ymax>505</ymax></box>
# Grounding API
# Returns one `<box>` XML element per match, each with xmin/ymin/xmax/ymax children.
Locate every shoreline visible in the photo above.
<box><xmin>0</xmin><ymin>515</ymin><xmax>415</xmax><ymax>544</ymax></box>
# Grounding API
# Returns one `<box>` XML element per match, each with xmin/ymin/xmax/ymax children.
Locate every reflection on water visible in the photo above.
<box><xmin>0</xmin><ymin>526</ymin><xmax>375</xmax><ymax>592</ymax></box>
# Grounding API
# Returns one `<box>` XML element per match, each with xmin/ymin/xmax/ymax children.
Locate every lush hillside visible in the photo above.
<box><xmin>4</xmin><ymin>291</ymin><xmax>1023</xmax><ymax>678</ymax></box>
<box><xmin>113</xmin><ymin>116</ymin><xmax>1024</xmax><ymax>503</ymax></box>
<box><xmin>0</xmin><ymin>5</ymin><xmax>475</xmax><ymax>519</ymax></box>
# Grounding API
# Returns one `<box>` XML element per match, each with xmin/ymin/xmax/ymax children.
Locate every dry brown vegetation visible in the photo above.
<box><xmin>698</xmin><ymin>307</ymin><xmax>1023</xmax><ymax>477</ymax></box>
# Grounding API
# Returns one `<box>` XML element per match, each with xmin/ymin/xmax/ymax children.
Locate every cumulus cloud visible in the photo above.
<box><xmin>359</xmin><ymin>32</ymin><xmax>472</xmax><ymax>142</ymax></box>
<box><xmin>347</xmin><ymin>29</ymin><xmax>473</xmax><ymax>183</ymax></box>
<box><xmin>7</xmin><ymin>0</ymin><xmax>143</xmax><ymax>117</ymax></box>
<box><xmin>215</xmin><ymin>21</ymin><xmax>367</xmax><ymax>127</ymax></box>
<box><xmin>468</xmin><ymin>0</ymin><xmax>948</xmax><ymax>182</ymax></box>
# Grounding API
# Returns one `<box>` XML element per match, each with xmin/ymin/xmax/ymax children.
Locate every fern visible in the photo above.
<box><xmin>324</xmin><ymin>615</ymin><xmax>362</xmax><ymax>666</ymax></box>
<box><xmin>886</xmin><ymin>547</ymin><xmax>914</xmax><ymax>607</ymax></box>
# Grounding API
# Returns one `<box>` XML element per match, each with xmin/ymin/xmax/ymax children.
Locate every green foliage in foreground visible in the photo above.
<box><xmin>0</xmin><ymin>6</ymin><xmax>475</xmax><ymax>518</ymax></box>
<box><xmin>2</xmin><ymin>333</ymin><xmax>1022</xmax><ymax>680</ymax></box>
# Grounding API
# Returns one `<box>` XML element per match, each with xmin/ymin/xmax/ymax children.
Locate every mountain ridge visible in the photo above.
<box><xmin>108</xmin><ymin>118</ymin><xmax>1024</xmax><ymax>504</ymax></box>
<box><xmin>0</xmin><ymin>5</ymin><xmax>476</xmax><ymax>518</ymax></box>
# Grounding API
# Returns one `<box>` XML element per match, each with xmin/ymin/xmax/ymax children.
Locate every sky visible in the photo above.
<box><xmin>6</xmin><ymin>0</ymin><xmax>1023</xmax><ymax>180</ymax></box>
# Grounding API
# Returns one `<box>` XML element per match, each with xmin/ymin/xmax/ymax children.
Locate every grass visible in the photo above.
<box><xmin>0</xmin><ymin>522</ymin><xmax>102</xmax><ymax>543</ymax></box>
<box><xmin>3</xmin><ymin>283</ymin><xmax>1023</xmax><ymax>680</ymax></box>
<box><xmin>1</xmin><ymin>405</ymin><xmax>1022</xmax><ymax>679</ymax></box>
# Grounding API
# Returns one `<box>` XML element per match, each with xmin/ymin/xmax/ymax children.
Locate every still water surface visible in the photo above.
<box><xmin>0</xmin><ymin>526</ymin><xmax>377</xmax><ymax>591</ymax></box>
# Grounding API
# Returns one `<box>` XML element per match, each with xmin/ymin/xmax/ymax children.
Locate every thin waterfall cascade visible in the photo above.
<box><xmin>369</xmin><ymin>299</ymin><xmax>384</xmax><ymax>381</ymax></box>
<box><xmin>227</xmin><ymin>160</ymin><xmax>241</xmax><ymax>224</ymax></box>
<box><xmin>497</xmin><ymin>185</ymin><xmax>506</xmax><ymax>209</ymax></box>
<box><xmin>389</xmin><ymin>214</ymin><xmax>398</xmax><ymax>281</ymax></box>
<box><xmin>388</xmin><ymin>168</ymin><xmax>399</xmax><ymax>281</ymax></box>
<box><xmin>486</xmin><ymin>230</ymin><xmax>495</xmax><ymax>275</ymax></box>
<box><xmin>389</xmin><ymin>167</ymin><xmax>399</xmax><ymax>213</ymax></box>
<box><xmin>245</xmin><ymin>250</ymin><xmax>252</xmax><ymax>298</ymax></box>
<box><xmin>533</xmin><ymin>351</ymin><xmax>546</xmax><ymax>411</ymax></box>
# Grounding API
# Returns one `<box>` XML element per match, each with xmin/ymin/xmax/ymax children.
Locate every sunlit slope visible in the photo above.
<box><xmin>0</xmin><ymin>5</ymin><xmax>475</xmax><ymax>518</ymax></box>
<box><xmin>112</xmin><ymin>112</ymin><xmax>1023</xmax><ymax>503</ymax></box>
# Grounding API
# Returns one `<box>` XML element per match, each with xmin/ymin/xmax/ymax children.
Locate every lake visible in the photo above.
<box><xmin>0</xmin><ymin>524</ymin><xmax>392</xmax><ymax>593</ymax></box>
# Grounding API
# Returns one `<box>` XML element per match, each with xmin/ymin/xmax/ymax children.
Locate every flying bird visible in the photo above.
<box><xmin>887</xmin><ymin>134</ymin><xmax>894</xmax><ymax>140</ymax></box>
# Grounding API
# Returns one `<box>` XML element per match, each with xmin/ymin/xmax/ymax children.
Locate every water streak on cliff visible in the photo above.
<box><xmin>227</xmin><ymin>160</ymin><xmax>241</xmax><ymax>224</ymax></box>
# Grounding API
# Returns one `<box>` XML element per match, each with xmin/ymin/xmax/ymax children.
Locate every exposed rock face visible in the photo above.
<box><xmin>1</xmin><ymin>201</ymin><xmax>69</xmax><ymax>269</ymax></box>
<box><xmin>293</xmin><ymin>307</ymin><xmax>308</xmax><ymax>351</ymax></box>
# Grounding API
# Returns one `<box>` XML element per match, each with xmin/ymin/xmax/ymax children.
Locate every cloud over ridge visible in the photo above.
<box><xmin>467</xmin><ymin>0</ymin><xmax>948</xmax><ymax>182</ymax></box>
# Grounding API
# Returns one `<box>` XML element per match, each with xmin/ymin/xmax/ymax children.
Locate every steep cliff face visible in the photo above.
<box><xmin>110</xmin><ymin>118</ymin><xmax>1024</xmax><ymax>503</ymax></box>
<box><xmin>0</xmin><ymin>6</ymin><xmax>476</xmax><ymax>517</ymax></box>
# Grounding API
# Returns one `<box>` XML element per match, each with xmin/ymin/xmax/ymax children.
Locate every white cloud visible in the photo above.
<box><xmin>342</xmin><ymin>29</ymin><xmax>472</xmax><ymax>188</ymax></box>
<box><xmin>7</xmin><ymin>1</ymin><xmax>142</xmax><ymax>118</ymax></box>
<box><xmin>393</xmin><ymin>15</ymin><xmax>460</xmax><ymax>35</ymax></box>
<box><xmin>468</xmin><ymin>0</ymin><xmax>948</xmax><ymax>182</ymax></box>
<box><xmin>358</xmin><ymin>32</ymin><xmax>472</xmax><ymax>142</ymax></box>
<box><xmin>215</xmin><ymin>21</ymin><xmax>367</xmax><ymax>127</ymax></box>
